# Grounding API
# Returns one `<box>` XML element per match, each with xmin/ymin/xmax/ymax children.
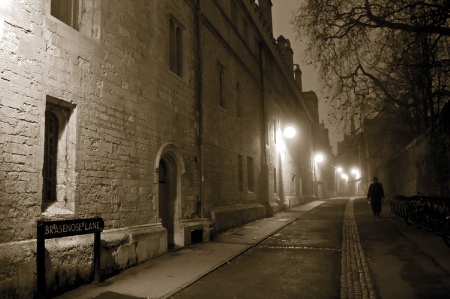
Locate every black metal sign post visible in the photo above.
<box><xmin>36</xmin><ymin>217</ymin><xmax>104</xmax><ymax>297</ymax></box>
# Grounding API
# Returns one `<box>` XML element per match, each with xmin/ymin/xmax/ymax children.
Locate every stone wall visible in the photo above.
<box><xmin>1</xmin><ymin>0</ymin><xmax>201</xmax><ymax>239</ymax></box>
<box><xmin>379</xmin><ymin>130</ymin><xmax>450</xmax><ymax>198</ymax></box>
<box><xmin>200</xmin><ymin>0</ymin><xmax>263</xmax><ymax>213</ymax></box>
<box><xmin>379</xmin><ymin>135</ymin><xmax>426</xmax><ymax>197</ymax></box>
<box><xmin>1</xmin><ymin>0</ymin><xmax>199</xmax><ymax>297</ymax></box>
<box><xmin>0</xmin><ymin>0</ymin><xmax>318</xmax><ymax>297</ymax></box>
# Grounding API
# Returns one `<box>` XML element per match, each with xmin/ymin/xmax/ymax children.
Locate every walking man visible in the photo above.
<box><xmin>367</xmin><ymin>177</ymin><xmax>385</xmax><ymax>217</ymax></box>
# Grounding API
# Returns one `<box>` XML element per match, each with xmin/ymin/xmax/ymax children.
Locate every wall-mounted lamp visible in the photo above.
<box><xmin>351</xmin><ymin>168</ymin><xmax>360</xmax><ymax>179</ymax></box>
<box><xmin>314</xmin><ymin>154</ymin><xmax>324</xmax><ymax>163</ymax></box>
<box><xmin>283</xmin><ymin>126</ymin><xmax>296</xmax><ymax>139</ymax></box>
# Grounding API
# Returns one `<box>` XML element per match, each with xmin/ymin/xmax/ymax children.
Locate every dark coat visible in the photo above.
<box><xmin>367</xmin><ymin>182</ymin><xmax>385</xmax><ymax>200</ymax></box>
<box><xmin>367</xmin><ymin>182</ymin><xmax>385</xmax><ymax>214</ymax></box>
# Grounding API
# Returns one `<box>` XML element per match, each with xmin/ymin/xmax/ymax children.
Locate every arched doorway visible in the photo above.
<box><xmin>159</xmin><ymin>156</ymin><xmax>176</xmax><ymax>247</ymax></box>
<box><xmin>156</xmin><ymin>143</ymin><xmax>185</xmax><ymax>249</ymax></box>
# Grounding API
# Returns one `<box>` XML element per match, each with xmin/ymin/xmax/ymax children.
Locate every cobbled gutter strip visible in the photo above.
<box><xmin>257</xmin><ymin>245</ymin><xmax>341</xmax><ymax>251</ymax></box>
<box><xmin>341</xmin><ymin>198</ymin><xmax>377</xmax><ymax>299</ymax></box>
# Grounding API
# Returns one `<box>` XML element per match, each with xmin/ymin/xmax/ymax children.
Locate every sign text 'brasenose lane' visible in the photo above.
<box><xmin>38</xmin><ymin>217</ymin><xmax>104</xmax><ymax>239</ymax></box>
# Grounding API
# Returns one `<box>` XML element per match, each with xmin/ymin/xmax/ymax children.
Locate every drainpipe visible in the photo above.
<box><xmin>195</xmin><ymin>0</ymin><xmax>204</xmax><ymax>218</ymax></box>
<box><xmin>258</xmin><ymin>41</ymin><xmax>270</xmax><ymax>215</ymax></box>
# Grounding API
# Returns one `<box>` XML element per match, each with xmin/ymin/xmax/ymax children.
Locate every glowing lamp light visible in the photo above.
<box><xmin>336</xmin><ymin>167</ymin><xmax>343</xmax><ymax>173</ymax></box>
<box><xmin>283</xmin><ymin>126</ymin><xmax>296</xmax><ymax>139</ymax></box>
<box><xmin>314</xmin><ymin>154</ymin><xmax>324</xmax><ymax>163</ymax></box>
<box><xmin>0</xmin><ymin>0</ymin><xmax>12</xmax><ymax>7</ymax></box>
<box><xmin>0</xmin><ymin>0</ymin><xmax>13</xmax><ymax>10</ymax></box>
<box><xmin>351</xmin><ymin>168</ymin><xmax>361</xmax><ymax>178</ymax></box>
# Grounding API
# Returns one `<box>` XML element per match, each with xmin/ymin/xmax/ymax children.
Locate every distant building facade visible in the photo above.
<box><xmin>315</xmin><ymin>121</ymin><xmax>335</xmax><ymax>198</ymax></box>
<box><xmin>0</xmin><ymin>0</ymin><xmax>327</xmax><ymax>297</ymax></box>
<box><xmin>336</xmin><ymin>119</ymin><xmax>365</xmax><ymax>196</ymax></box>
<box><xmin>337</xmin><ymin>103</ymin><xmax>450</xmax><ymax>198</ymax></box>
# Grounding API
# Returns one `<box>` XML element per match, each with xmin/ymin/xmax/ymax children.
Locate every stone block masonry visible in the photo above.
<box><xmin>1</xmin><ymin>1</ymin><xmax>200</xmax><ymax>297</ymax></box>
<box><xmin>0</xmin><ymin>0</ymin><xmax>321</xmax><ymax>297</ymax></box>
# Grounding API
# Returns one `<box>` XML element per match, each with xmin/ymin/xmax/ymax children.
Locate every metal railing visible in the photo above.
<box><xmin>390</xmin><ymin>195</ymin><xmax>450</xmax><ymax>247</ymax></box>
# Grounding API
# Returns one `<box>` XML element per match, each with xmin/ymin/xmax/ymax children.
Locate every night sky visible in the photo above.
<box><xmin>271</xmin><ymin>0</ymin><xmax>340</xmax><ymax>152</ymax></box>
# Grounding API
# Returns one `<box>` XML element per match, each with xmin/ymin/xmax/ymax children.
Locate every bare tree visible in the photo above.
<box><xmin>293</xmin><ymin>0</ymin><xmax>450</xmax><ymax>134</ymax></box>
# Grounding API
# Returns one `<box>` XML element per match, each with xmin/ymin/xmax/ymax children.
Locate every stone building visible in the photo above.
<box><xmin>314</xmin><ymin>121</ymin><xmax>335</xmax><ymax>198</ymax></box>
<box><xmin>0</xmin><ymin>0</ymin><xmax>324</xmax><ymax>297</ymax></box>
<box><xmin>337</xmin><ymin>102</ymin><xmax>450</xmax><ymax>198</ymax></box>
<box><xmin>336</xmin><ymin>119</ymin><xmax>365</xmax><ymax>196</ymax></box>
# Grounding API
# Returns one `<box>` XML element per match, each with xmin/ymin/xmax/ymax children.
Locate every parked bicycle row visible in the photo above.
<box><xmin>390</xmin><ymin>195</ymin><xmax>450</xmax><ymax>247</ymax></box>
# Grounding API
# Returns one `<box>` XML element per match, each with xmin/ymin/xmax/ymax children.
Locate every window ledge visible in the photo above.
<box><xmin>42</xmin><ymin>203</ymin><xmax>74</xmax><ymax>217</ymax></box>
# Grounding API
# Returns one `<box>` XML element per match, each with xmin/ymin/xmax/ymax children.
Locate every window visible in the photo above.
<box><xmin>51</xmin><ymin>0</ymin><xmax>79</xmax><ymax>30</ymax></box>
<box><xmin>273</xmin><ymin>167</ymin><xmax>277</xmax><ymax>194</ymax></box>
<box><xmin>243</xmin><ymin>19</ymin><xmax>249</xmax><ymax>41</ymax></box>
<box><xmin>238</xmin><ymin>155</ymin><xmax>243</xmax><ymax>192</ymax></box>
<box><xmin>231</xmin><ymin>1</ymin><xmax>238</xmax><ymax>26</ymax></box>
<box><xmin>254</xmin><ymin>38</ymin><xmax>260</xmax><ymax>56</ymax></box>
<box><xmin>42</xmin><ymin>97</ymin><xmax>77</xmax><ymax>214</ymax></box>
<box><xmin>297</xmin><ymin>176</ymin><xmax>302</xmax><ymax>196</ymax></box>
<box><xmin>170</xmin><ymin>17</ymin><xmax>183</xmax><ymax>76</ymax></box>
<box><xmin>293</xmin><ymin>174</ymin><xmax>301</xmax><ymax>196</ymax></box>
<box><xmin>217</xmin><ymin>61</ymin><xmax>225</xmax><ymax>108</ymax></box>
<box><xmin>43</xmin><ymin>111</ymin><xmax>59</xmax><ymax>202</ymax></box>
<box><xmin>265</xmin><ymin>56</ymin><xmax>274</xmax><ymax>79</ymax></box>
<box><xmin>247</xmin><ymin>156</ymin><xmax>254</xmax><ymax>192</ymax></box>
<box><xmin>236</xmin><ymin>82</ymin><xmax>241</xmax><ymax>118</ymax></box>
<box><xmin>273</xmin><ymin>118</ymin><xmax>277</xmax><ymax>144</ymax></box>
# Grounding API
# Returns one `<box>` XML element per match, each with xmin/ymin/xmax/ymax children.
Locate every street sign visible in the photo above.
<box><xmin>37</xmin><ymin>217</ymin><xmax>104</xmax><ymax>239</ymax></box>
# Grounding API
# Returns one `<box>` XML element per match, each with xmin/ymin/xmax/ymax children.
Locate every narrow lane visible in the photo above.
<box><xmin>170</xmin><ymin>199</ymin><xmax>348</xmax><ymax>298</ymax></box>
<box><xmin>170</xmin><ymin>196</ymin><xmax>450</xmax><ymax>299</ymax></box>
<box><xmin>56</xmin><ymin>197</ymin><xmax>450</xmax><ymax>299</ymax></box>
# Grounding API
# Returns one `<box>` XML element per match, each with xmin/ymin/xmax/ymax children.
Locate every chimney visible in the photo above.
<box><xmin>285</xmin><ymin>39</ymin><xmax>294</xmax><ymax>74</ymax></box>
<box><xmin>294</xmin><ymin>64</ymin><xmax>302</xmax><ymax>93</ymax></box>
<box><xmin>276</xmin><ymin>35</ymin><xmax>294</xmax><ymax>74</ymax></box>
<box><xmin>276</xmin><ymin>35</ymin><xmax>286</xmax><ymax>57</ymax></box>
<box><xmin>258</xmin><ymin>0</ymin><xmax>273</xmax><ymax>34</ymax></box>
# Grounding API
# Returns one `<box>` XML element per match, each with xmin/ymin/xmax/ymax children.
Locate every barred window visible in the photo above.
<box><xmin>43</xmin><ymin>111</ymin><xmax>59</xmax><ymax>202</ymax></box>
<box><xmin>42</xmin><ymin>98</ymin><xmax>76</xmax><ymax>214</ymax></box>
<box><xmin>238</xmin><ymin>155</ymin><xmax>243</xmax><ymax>192</ymax></box>
<box><xmin>217</xmin><ymin>61</ymin><xmax>225</xmax><ymax>107</ymax></box>
<box><xmin>247</xmin><ymin>156</ymin><xmax>254</xmax><ymax>192</ymax></box>
<box><xmin>274</xmin><ymin>167</ymin><xmax>277</xmax><ymax>194</ymax></box>
<box><xmin>236</xmin><ymin>82</ymin><xmax>241</xmax><ymax>118</ymax></box>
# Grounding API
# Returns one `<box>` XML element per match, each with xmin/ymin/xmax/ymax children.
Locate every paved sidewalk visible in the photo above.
<box><xmin>55</xmin><ymin>200</ymin><xmax>326</xmax><ymax>299</ymax></box>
